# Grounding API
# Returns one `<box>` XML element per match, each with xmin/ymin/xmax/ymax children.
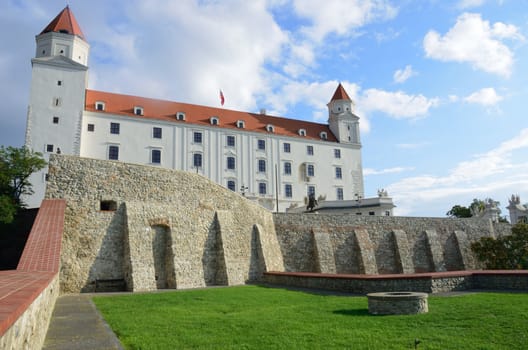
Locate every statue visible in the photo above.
<box><xmin>306</xmin><ymin>193</ymin><xmax>318</xmax><ymax>212</ymax></box>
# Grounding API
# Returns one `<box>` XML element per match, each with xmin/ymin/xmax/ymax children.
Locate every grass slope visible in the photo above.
<box><xmin>93</xmin><ymin>286</ymin><xmax>528</xmax><ymax>349</ymax></box>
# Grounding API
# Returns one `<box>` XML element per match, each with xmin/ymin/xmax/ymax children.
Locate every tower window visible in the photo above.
<box><xmin>52</xmin><ymin>116</ymin><xmax>59</xmax><ymax>124</ymax></box>
<box><xmin>108</xmin><ymin>145</ymin><xmax>119</xmax><ymax>160</ymax></box>
<box><xmin>46</xmin><ymin>144</ymin><xmax>54</xmax><ymax>153</ymax></box>
<box><xmin>110</xmin><ymin>122</ymin><xmax>120</xmax><ymax>135</ymax></box>
<box><xmin>57</xmin><ymin>80</ymin><xmax>62</xmax><ymax>86</ymax></box>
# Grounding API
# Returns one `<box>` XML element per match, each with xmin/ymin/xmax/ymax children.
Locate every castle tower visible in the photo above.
<box><xmin>25</xmin><ymin>6</ymin><xmax>89</xmax><ymax>207</ymax></box>
<box><xmin>327</xmin><ymin>83</ymin><xmax>360</xmax><ymax>144</ymax></box>
<box><xmin>327</xmin><ymin>83</ymin><xmax>364</xmax><ymax>198</ymax></box>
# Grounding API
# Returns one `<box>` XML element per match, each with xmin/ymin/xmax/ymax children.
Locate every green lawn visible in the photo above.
<box><xmin>93</xmin><ymin>285</ymin><xmax>528</xmax><ymax>349</ymax></box>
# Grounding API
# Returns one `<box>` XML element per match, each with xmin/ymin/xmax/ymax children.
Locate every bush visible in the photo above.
<box><xmin>471</xmin><ymin>223</ymin><xmax>528</xmax><ymax>269</ymax></box>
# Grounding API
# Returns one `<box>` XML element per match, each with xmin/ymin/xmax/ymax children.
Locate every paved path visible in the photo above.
<box><xmin>42</xmin><ymin>294</ymin><xmax>123</xmax><ymax>350</ymax></box>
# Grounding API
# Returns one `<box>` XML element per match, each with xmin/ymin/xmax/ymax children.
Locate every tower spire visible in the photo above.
<box><xmin>40</xmin><ymin>6</ymin><xmax>85</xmax><ymax>40</ymax></box>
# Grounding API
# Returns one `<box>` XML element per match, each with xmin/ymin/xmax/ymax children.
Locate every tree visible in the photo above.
<box><xmin>446</xmin><ymin>205</ymin><xmax>472</xmax><ymax>218</ymax></box>
<box><xmin>0</xmin><ymin>146</ymin><xmax>46</xmax><ymax>223</ymax></box>
<box><xmin>471</xmin><ymin>223</ymin><xmax>528</xmax><ymax>269</ymax></box>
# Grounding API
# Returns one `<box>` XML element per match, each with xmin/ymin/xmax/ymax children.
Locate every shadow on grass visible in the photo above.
<box><xmin>333</xmin><ymin>308</ymin><xmax>370</xmax><ymax>317</ymax></box>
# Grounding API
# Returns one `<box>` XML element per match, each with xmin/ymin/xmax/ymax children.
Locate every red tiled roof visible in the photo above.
<box><xmin>40</xmin><ymin>6</ymin><xmax>85</xmax><ymax>40</ymax></box>
<box><xmin>330</xmin><ymin>83</ymin><xmax>352</xmax><ymax>101</ymax></box>
<box><xmin>85</xmin><ymin>90</ymin><xmax>338</xmax><ymax>142</ymax></box>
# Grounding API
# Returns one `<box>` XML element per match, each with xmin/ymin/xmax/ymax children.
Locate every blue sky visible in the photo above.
<box><xmin>1</xmin><ymin>0</ymin><xmax>527</xmax><ymax>218</ymax></box>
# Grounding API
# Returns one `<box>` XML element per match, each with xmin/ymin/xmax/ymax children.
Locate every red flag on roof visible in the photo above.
<box><xmin>220</xmin><ymin>90</ymin><xmax>225</xmax><ymax>106</ymax></box>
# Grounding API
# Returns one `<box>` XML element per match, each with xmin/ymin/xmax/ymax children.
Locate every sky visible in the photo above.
<box><xmin>1</xmin><ymin>0</ymin><xmax>528</xmax><ymax>218</ymax></box>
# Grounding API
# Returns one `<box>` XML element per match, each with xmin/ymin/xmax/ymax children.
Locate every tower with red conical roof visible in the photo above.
<box><xmin>25</xmin><ymin>6</ymin><xmax>90</xmax><ymax>208</ymax></box>
<box><xmin>327</xmin><ymin>83</ymin><xmax>360</xmax><ymax>144</ymax></box>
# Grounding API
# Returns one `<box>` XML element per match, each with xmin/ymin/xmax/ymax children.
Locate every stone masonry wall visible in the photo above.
<box><xmin>273</xmin><ymin>213</ymin><xmax>511</xmax><ymax>274</ymax></box>
<box><xmin>45</xmin><ymin>155</ymin><xmax>284</xmax><ymax>293</ymax></box>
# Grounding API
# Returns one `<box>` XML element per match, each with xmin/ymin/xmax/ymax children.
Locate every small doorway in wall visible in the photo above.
<box><xmin>151</xmin><ymin>224</ymin><xmax>173</xmax><ymax>289</ymax></box>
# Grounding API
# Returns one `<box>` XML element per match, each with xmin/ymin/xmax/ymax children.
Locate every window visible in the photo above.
<box><xmin>151</xmin><ymin>149</ymin><xmax>161</xmax><ymax>164</ymax></box>
<box><xmin>335</xmin><ymin>167</ymin><xmax>342</xmax><ymax>179</ymax></box>
<box><xmin>96</xmin><ymin>102</ymin><xmax>105</xmax><ymax>111</ymax></box>
<box><xmin>369</xmin><ymin>211</ymin><xmax>375</xmax><ymax>216</ymax></box>
<box><xmin>298</xmin><ymin>129</ymin><xmax>306</xmax><ymax>136</ymax></box>
<box><xmin>46</xmin><ymin>144</ymin><xmax>54</xmax><ymax>153</ymax></box>
<box><xmin>284</xmin><ymin>162</ymin><xmax>291</xmax><ymax>175</ymax></box>
<box><xmin>258</xmin><ymin>159</ymin><xmax>266</xmax><ymax>173</ymax></box>
<box><xmin>57</xmin><ymin>80</ymin><xmax>62</xmax><ymax>86</ymax></box>
<box><xmin>227</xmin><ymin>180</ymin><xmax>236</xmax><ymax>191</ymax></box>
<box><xmin>53</xmin><ymin>116</ymin><xmax>59</xmax><ymax>124</ymax></box>
<box><xmin>320</xmin><ymin>131</ymin><xmax>328</xmax><ymax>140</ymax></box>
<box><xmin>307</xmin><ymin>145</ymin><xmax>314</xmax><ymax>155</ymax></box>
<box><xmin>153</xmin><ymin>127</ymin><xmax>162</xmax><ymax>139</ymax></box>
<box><xmin>266</xmin><ymin>124</ymin><xmax>274</xmax><ymax>133</ymax></box>
<box><xmin>334</xmin><ymin>149</ymin><xmax>341</xmax><ymax>159</ymax></box>
<box><xmin>258</xmin><ymin>139</ymin><xmax>266</xmax><ymax>150</ymax></box>
<box><xmin>259</xmin><ymin>182</ymin><xmax>267</xmax><ymax>195</ymax></box>
<box><xmin>237</xmin><ymin>120</ymin><xmax>245</xmax><ymax>128</ymax></box>
<box><xmin>285</xmin><ymin>184</ymin><xmax>293</xmax><ymax>198</ymax></box>
<box><xmin>53</xmin><ymin>97</ymin><xmax>61</xmax><ymax>107</ymax></box>
<box><xmin>193</xmin><ymin>153</ymin><xmax>202</xmax><ymax>168</ymax></box>
<box><xmin>307</xmin><ymin>186</ymin><xmax>315</xmax><ymax>196</ymax></box>
<box><xmin>177</xmin><ymin>112</ymin><xmax>186</xmax><ymax>121</ymax></box>
<box><xmin>108</xmin><ymin>145</ymin><xmax>119</xmax><ymax>160</ymax></box>
<box><xmin>385</xmin><ymin>211</ymin><xmax>391</xmax><ymax>216</ymax></box>
<box><xmin>193</xmin><ymin>131</ymin><xmax>202</xmax><ymax>144</ymax></box>
<box><xmin>307</xmin><ymin>164</ymin><xmax>315</xmax><ymax>177</ymax></box>
<box><xmin>134</xmin><ymin>106</ymin><xmax>143</xmax><ymax>115</ymax></box>
<box><xmin>110</xmin><ymin>122</ymin><xmax>120</xmax><ymax>134</ymax></box>
<box><xmin>283</xmin><ymin>143</ymin><xmax>291</xmax><ymax>153</ymax></box>
<box><xmin>226</xmin><ymin>135</ymin><xmax>235</xmax><ymax>147</ymax></box>
<box><xmin>210</xmin><ymin>117</ymin><xmax>219</xmax><ymax>125</ymax></box>
<box><xmin>227</xmin><ymin>156</ymin><xmax>236</xmax><ymax>170</ymax></box>
<box><xmin>87</xmin><ymin>124</ymin><xmax>95</xmax><ymax>132</ymax></box>
<box><xmin>337</xmin><ymin>188</ymin><xmax>344</xmax><ymax>200</ymax></box>
<box><xmin>100</xmin><ymin>200</ymin><xmax>117</xmax><ymax>211</ymax></box>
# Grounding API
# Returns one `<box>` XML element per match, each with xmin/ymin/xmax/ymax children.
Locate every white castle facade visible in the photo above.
<box><xmin>24</xmin><ymin>6</ymin><xmax>394</xmax><ymax>214</ymax></box>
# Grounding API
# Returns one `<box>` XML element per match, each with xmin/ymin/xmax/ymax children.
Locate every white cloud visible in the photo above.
<box><xmin>393</xmin><ymin>65</ymin><xmax>416</xmax><ymax>83</ymax></box>
<box><xmin>423</xmin><ymin>13</ymin><xmax>524</xmax><ymax>77</ymax></box>
<box><xmin>388</xmin><ymin>129</ymin><xmax>528</xmax><ymax>216</ymax></box>
<box><xmin>364</xmin><ymin>167</ymin><xmax>414</xmax><ymax>176</ymax></box>
<box><xmin>457</xmin><ymin>0</ymin><xmax>485</xmax><ymax>9</ymax></box>
<box><xmin>292</xmin><ymin>0</ymin><xmax>397</xmax><ymax>41</ymax></box>
<box><xmin>360</xmin><ymin>89</ymin><xmax>440</xmax><ymax>119</ymax></box>
<box><xmin>464</xmin><ymin>87</ymin><xmax>503</xmax><ymax>106</ymax></box>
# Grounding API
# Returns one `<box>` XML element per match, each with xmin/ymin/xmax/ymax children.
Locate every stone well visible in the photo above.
<box><xmin>367</xmin><ymin>292</ymin><xmax>428</xmax><ymax>315</ymax></box>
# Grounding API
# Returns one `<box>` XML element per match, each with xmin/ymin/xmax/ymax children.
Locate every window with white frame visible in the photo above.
<box><xmin>335</xmin><ymin>167</ymin><xmax>342</xmax><ymax>179</ymax></box>
<box><xmin>307</xmin><ymin>145</ymin><xmax>314</xmax><ymax>155</ymax></box>
<box><xmin>134</xmin><ymin>106</ymin><xmax>144</xmax><ymax>116</ymax></box>
<box><xmin>95</xmin><ymin>101</ymin><xmax>105</xmax><ymax>111</ymax></box>
<box><xmin>298</xmin><ymin>129</ymin><xmax>306</xmax><ymax>136</ymax></box>
<box><xmin>237</xmin><ymin>120</ymin><xmax>245</xmax><ymax>128</ymax></box>
<box><xmin>226</xmin><ymin>135</ymin><xmax>235</xmax><ymax>147</ymax></box>
<box><xmin>151</xmin><ymin>149</ymin><xmax>161</xmax><ymax>164</ymax></box>
<box><xmin>257</xmin><ymin>139</ymin><xmax>266</xmax><ymax>150</ymax></box>
<box><xmin>193</xmin><ymin>131</ymin><xmax>202</xmax><ymax>144</ymax></box>
<box><xmin>258</xmin><ymin>182</ymin><xmax>267</xmax><ymax>195</ymax></box>
<box><xmin>227</xmin><ymin>180</ymin><xmax>236</xmax><ymax>191</ymax></box>
<box><xmin>320</xmin><ymin>131</ymin><xmax>328</xmax><ymax>140</ymax></box>
<box><xmin>193</xmin><ymin>153</ymin><xmax>202</xmax><ymax>168</ymax></box>
<box><xmin>177</xmin><ymin>112</ymin><xmax>186</xmax><ymax>121</ymax></box>
<box><xmin>307</xmin><ymin>164</ymin><xmax>315</xmax><ymax>177</ymax></box>
<box><xmin>108</xmin><ymin>145</ymin><xmax>119</xmax><ymax>160</ymax></box>
<box><xmin>210</xmin><ymin>117</ymin><xmax>219</xmax><ymax>125</ymax></box>
<box><xmin>336</xmin><ymin>187</ymin><xmax>344</xmax><ymax>200</ymax></box>
<box><xmin>258</xmin><ymin>159</ymin><xmax>266</xmax><ymax>173</ymax></box>
<box><xmin>266</xmin><ymin>124</ymin><xmax>274</xmax><ymax>133</ymax></box>
<box><xmin>283</xmin><ymin>143</ymin><xmax>291</xmax><ymax>153</ymax></box>
<box><xmin>87</xmin><ymin>124</ymin><xmax>95</xmax><ymax>132</ymax></box>
<box><xmin>285</xmin><ymin>184</ymin><xmax>293</xmax><ymax>198</ymax></box>
<box><xmin>227</xmin><ymin>156</ymin><xmax>236</xmax><ymax>170</ymax></box>
<box><xmin>46</xmin><ymin>144</ymin><xmax>54</xmax><ymax>153</ymax></box>
<box><xmin>110</xmin><ymin>122</ymin><xmax>120</xmax><ymax>135</ymax></box>
<box><xmin>284</xmin><ymin>162</ymin><xmax>292</xmax><ymax>175</ymax></box>
<box><xmin>307</xmin><ymin>185</ymin><xmax>315</xmax><ymax>196</ymax></box>
<box><xmin>334</xmin><ymin>149</ymin><xmax>341</xmax><ymax>158</ymax></box>
<box><xmin>153</xmin><ymin>127</ymin><xmax>162</xmax><ymax>139</ymax></box>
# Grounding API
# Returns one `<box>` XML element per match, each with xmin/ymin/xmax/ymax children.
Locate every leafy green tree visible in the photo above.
<box><xmin>0</xmin><ymin>146</ymin><xmax>46</xmax><ymax>223</ymax></box>
<box><xmin>446</xmin><ymin>205</ymin><xmax>472</xmax><ymax>218</ymax></box>
<box><xmin>471</xmin><ymin>223</ymin><xmax>528</xmax><ymax>269</ymax></box>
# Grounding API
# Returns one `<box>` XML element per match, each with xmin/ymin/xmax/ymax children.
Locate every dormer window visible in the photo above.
<box><xmin>237</xmin><ymin>120</ymin><xmax>245</xmax><ymax>129</ymax></box>
<box><xmin>210</xmin><ymin>117</ymin><xmax>219</xmax><ymax>125</ymax></box>
<box><xmin>176</xmin><ymin>112</ymin><xmax>186</xmax><ymax>121</ymax></box>
<box><xmin>320</xmin><ymin>131</ymin><xmax>328</xmax><ymax>140</ymax></box>
<box><xmin>266</xmin><ymin>124</ymin><xmax>275</xmax><ymax>133</ymax></box>
<box><xmin>298</xmin><ymin>129</ymin><xmax>306</xmax><ymax>137</ymax></box>
<box><xmin>95</xmin><ymin>101</ymin><xmax>105</xmax><ymax>111</ymax></box>
<box><xmin>134</xmin><ymin>106</ymin><xmax>144</xmax><ymax>116</ymax></box>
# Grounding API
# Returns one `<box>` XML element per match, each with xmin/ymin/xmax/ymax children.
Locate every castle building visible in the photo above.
<box><xmin>25</xmin><ymin>6</ymin><xmax>394</xmax><ymax>214</ymax></box>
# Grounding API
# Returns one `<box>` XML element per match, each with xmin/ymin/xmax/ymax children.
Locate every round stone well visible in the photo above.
<box><xmin>367</xmin><ymin>292</ymin><xmax>428</xmax><ymax>315</ymax></box>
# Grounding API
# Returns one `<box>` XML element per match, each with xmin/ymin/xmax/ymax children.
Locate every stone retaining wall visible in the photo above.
<box><xmin>273</xmin><ymin>213</ymin><xmax>511</xmax><ymax>274</ymax></box>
